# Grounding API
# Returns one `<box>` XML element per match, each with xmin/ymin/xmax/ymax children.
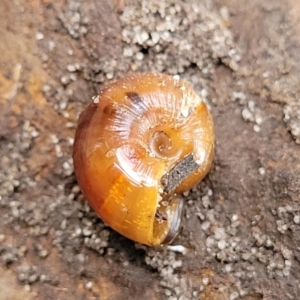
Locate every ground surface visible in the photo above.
<box><xmin>0</xmin><ymin>0</ymin><xmax>300</xmax><ymax>299</ymax></box>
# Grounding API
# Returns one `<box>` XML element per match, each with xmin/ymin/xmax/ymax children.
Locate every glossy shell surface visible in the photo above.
<box><xmin>73</xmin><ymin>73</ymin><xmax>214</xmax><ymax>245</ymax></box>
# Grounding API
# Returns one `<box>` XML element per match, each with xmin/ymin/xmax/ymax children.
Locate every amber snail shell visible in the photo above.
<box><xmin>73</xmin><ymin>73</ymin><xmax>214</xmax><ymax>246</ymax></box>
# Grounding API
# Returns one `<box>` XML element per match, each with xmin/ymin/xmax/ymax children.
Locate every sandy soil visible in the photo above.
<box><xmin>0</xmin><ymin>0</ymin><xmax>300</xmax><ymax>299</ymax></box>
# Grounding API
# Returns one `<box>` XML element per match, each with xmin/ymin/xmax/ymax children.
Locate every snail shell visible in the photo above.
<box><xmin>73</xmin><ymin>73</ymin><xmax>214</xmax><ymax>246</ymax></box>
